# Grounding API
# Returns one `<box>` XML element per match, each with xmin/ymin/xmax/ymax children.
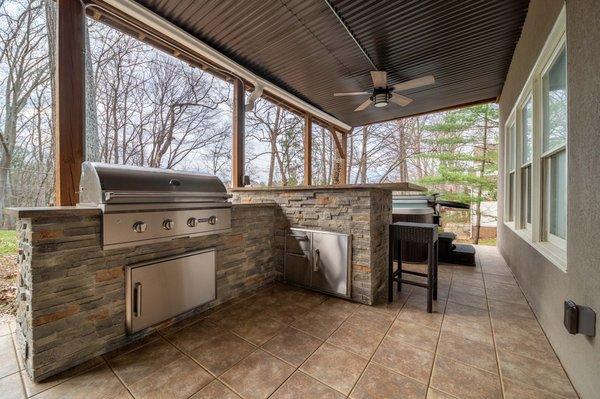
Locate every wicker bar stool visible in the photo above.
<box><xmin>388</xmin><ymin>222</ymin><xmax>439</xmax><ymax>313</ymax></box>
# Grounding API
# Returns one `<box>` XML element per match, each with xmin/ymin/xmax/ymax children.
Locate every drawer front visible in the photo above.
<box><xmin>285</xmin><ymin>230</ymin><xmax>311</xmax><ymax>256</ymax></box>
<box><xmin>126</xmin><ymin>249</ymin><xmax>216</xmax><ymax>333</ymax></box>
<box><xmin>284</xmin><ymin>253</ymin><xmax>311</xmax><ymax>287</ymax></box>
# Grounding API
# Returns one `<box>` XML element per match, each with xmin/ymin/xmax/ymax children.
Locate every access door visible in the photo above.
<box><xmin>310</xmin><ymin>231</ymin><xmax>350</xmax><ymax>297</ymax></box>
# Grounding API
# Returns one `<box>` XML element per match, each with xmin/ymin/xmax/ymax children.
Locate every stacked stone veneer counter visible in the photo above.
<box><xmin>230</xmin><ymin>183</ymin><xmax>424</xmax><ymax>305</ymax></box>
<box><xmin>10</xmin><ymin>182</ymin><xmax>423</xmax><ymax>382</ymax></box>
<box><xmin>10</xmin><ymin>203</ymin><xmax>276</xmax><ymax>382</ymax></box>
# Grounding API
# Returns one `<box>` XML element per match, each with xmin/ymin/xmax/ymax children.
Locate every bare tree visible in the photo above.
<box><xmin>246</xmin><ymin>98</ymin><xmax>303</xmax><ymax>186</ymax></box>
<box><xmin>0</xmin><ymin>0</ymin><xmax>50</xmax><ymax>227</ymax></box>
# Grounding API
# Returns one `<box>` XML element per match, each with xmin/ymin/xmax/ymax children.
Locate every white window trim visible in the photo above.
<box><xmin>504</xmin><ymin>118</ymin><xmax>516</xmax><ymax>226</ymax></box>
<box><xmin>502</xmin><ymin>6</ymin><xmax>567</xmax><ymax>272</ymax></box>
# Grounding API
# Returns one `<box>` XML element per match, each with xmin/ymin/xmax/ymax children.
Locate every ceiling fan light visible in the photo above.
<box><xmin>373</xmin><ymin>92</ymin><xmax>389</xmax><ymax>108</ymax></box>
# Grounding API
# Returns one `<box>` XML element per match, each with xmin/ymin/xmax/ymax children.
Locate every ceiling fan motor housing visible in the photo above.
<box><xmin>372</xmin><ymin>87</ymin><xmax>392</xmax><ymax>107</ymax></box>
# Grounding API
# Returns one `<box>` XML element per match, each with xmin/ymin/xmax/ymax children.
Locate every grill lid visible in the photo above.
<box><xmin>79</xmin><ymin>162</ymin><xmax>230</xmax><ymax>205</ymax></box>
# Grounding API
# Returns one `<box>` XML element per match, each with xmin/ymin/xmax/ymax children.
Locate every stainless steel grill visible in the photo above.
<box><xmin>79</xmin><ymin>162</ymin><xmax>231</xmax><ymax>249</ymax></box>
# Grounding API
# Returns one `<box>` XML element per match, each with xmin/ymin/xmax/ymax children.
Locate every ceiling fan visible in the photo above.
<box><xmin>334</xmin><ymin>71</ymin><xmax>435</xmax><ymax>112</ymax></box>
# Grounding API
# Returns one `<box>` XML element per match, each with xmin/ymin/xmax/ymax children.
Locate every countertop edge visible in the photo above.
<box><xmin>7</xmin><ymin>206</ymin><xmax>102</xmax><ymax>218</ymax></box>
<box><xmin>228</xmin><ymin>182</ymin><xmax>426</xmax><ymax>192</ymax></box>
<box><xmin>231</xmin><ymin>203</ymin><xmax>277</xmax><ymax>208</ymax></box>
<box><xmin>8</xmin><ymin>203</ymin><xmax>277</xmax><ymax>218</ymax></box>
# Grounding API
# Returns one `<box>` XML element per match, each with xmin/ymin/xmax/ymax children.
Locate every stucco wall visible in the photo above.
<box><xmin>497</xmin><ymin>1</ymin><xmax>600</xmax><ymax>397</ymax></box>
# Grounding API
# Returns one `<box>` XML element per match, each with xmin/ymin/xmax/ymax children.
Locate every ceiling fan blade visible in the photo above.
<box><xmin>370</xmin><ymin>71</ymin><xmax>387</xmax><ymax>88</ymax></box>
<box><xmin>333</xmin><ymin>91</ymin><xmax>370</xmax><ymax>97</ymax></box>
<box><xmin>390</xmin><ymin>93</ymin><xmax>413</xmax><ymax>106</ymax></box>
<box><xmin>354</xmin><ymin>98</ymin><xmax>373</xmax><ymax>112</ymax></box>
<box><xmin>392</xmin><ymin>75</ymin><xmax>435</xmax><ymax>92</ymax></box>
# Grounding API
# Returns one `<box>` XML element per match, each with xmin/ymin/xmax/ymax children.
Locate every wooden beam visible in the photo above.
<box><xmin>231</xmin><ymin>79</ymin><xmax>245</xmax><ymax>187</ymax></box>
<box><xmin>55</xmin><ymin>0</ymin><xmax>85</xmax><ymax>206</ymax></box>
<box><xmin>330</xmin><ymin>127</ymin><xmax>345</xmax><ymax>160</ymax></box>
<box><xmin>303</xmin><ymin>114</ymin><xmax>312</xmax><ymax>186</ymax></box>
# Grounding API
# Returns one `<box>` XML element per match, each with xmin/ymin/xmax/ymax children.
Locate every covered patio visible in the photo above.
<box><xmin>2</xmin><ymin>0</ymin><xmax>599</xmax><ymax>398</ymax></box>
<box><xmin>1</xmin><ymin>246</ymin><xmax>577</xmax><ymax>398</ymax></box>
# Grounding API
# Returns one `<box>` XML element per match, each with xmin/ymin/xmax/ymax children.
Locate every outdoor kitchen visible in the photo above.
<box><xmin>10</xmin><ymin>162</ymin><xmax>424</xmax><ymax>382</ymax></box>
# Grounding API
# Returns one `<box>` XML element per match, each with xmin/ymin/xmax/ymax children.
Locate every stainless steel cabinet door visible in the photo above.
<box><xmin>311</xmin><ymin>232</ymin><xmax>350</xmax><ymax>297</ymax></box>
<box><xmin>126</xmin><ymin>249</ymin><xmax>216</xmax><ymax>333</ymax></box>
<box><xmin>284</xmin><ymin>253</ymin><xmax>311</xmax><ymax>286</ymax></box>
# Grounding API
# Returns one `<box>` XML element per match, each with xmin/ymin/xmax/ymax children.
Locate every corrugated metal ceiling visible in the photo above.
<box><xmin>133</xmin><ymin>0</ymin><xmax>529</xmax><ymax>127</ymax></box>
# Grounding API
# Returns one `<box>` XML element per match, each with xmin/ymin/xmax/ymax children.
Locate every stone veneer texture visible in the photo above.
<box><xmin>15</xmin><ymin>204</ymin><xmax>276</xmax><ymax>382</ymax></box>
<box><xmin>231</xmin><ymin>188</ymin><xmax>392</xmax><ymax>305</ymax></box>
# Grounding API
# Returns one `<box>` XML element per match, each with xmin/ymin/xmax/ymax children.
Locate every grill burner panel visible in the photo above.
<box><xmin>79</xmin><ymin>162</ymin><xmax>232</xmax><ymax>249</ymax></box>
<box><xmin>103</xmin><ymin>207</ymin><xmax>231</xmax><ymax>249</ymax></box>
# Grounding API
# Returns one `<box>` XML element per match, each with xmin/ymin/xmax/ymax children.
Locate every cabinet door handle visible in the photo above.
<box><xmin>134</xmin><ymin>282</ymin><xmax>142</xmax><ymax>317</ymax></box>
<box><xmin>313</xmin><ymin>249</ymin><xmax>320</xmax><ymax>272</ymax></box>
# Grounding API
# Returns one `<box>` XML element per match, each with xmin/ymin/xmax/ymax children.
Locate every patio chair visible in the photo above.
<box><xmin>388</xmin><ymin>222</ymin><xmax>438</xmax><ymax>313</ymax></box>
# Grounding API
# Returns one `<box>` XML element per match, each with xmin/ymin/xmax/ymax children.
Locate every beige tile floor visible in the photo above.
<box><xmin>0</xmin><ymin>245</ymin><xmax>579</xmax><ymax>398</ymax></box>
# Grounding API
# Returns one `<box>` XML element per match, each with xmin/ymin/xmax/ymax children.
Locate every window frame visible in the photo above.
<box><xmin>504</xmin><ymin>119</ymin><xmax>516</xmax><ymax>224</ymax></box>
<box><xmin>540</xmin><ymin>41</ymin><xmax>568</xmax><ymax>250</ymax></box>
<box><xmin>502</xmin><ymin>6</ymin><xmax>567</xmax><ymax>271</ymax></box>
<box><xmin>519</xmin><ymin>94</ymin><xmax>533</xmax><ymax>233</ymax></box>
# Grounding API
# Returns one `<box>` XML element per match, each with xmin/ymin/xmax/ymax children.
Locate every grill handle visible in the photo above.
<box><xmin>313</xmin><ymin>249</ymin><xmax>320</xmax><ymax>272</ymax></box>
<box><xmin>134</xmin><ymin>282</ymin><xmax>142</xmax><ymax>317</ymax></box>
<box><xmin>103</xmin><ymin>191</ymin><xmax>231</xmax><ymax>202</ymax></box>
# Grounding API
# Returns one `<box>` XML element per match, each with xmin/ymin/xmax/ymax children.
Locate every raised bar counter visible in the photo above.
<box><xmin>230</xmin><ymin>182</ymin><xmax>425</xmax><ymax>304</ymax></box>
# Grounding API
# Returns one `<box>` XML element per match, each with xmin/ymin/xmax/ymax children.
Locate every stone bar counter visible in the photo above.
<box><xmin>230</xmin><ymin>183</ymin><xmax>425</xmax><ymax>305</ymax></box>
<box><xmin>9</xmin><ymin>203</ymin><xmax>277</xmax><ymax>382</ymax></box>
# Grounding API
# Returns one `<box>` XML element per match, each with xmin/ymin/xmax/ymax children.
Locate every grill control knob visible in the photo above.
<box><xmin>132</xmin><ymin>221</ymin><xmax>147</xmax><ymax>233</ymax></box>
<box><xmin>187</xmin><ymin>217</ymin><xmax>197</xmax><ymax>228</ymax></box>
<box><xmin>208</xmin><ymin>216</ymin><xmax>217</xmax><ymax>225</ymax></box>
<box><xmin>162</xmin><ymin>219</ymin><xmax>175</xmax><ymax>230</ymax></box>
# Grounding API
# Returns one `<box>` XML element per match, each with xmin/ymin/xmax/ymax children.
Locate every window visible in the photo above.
<box><xmin>520</xmin><ymin>96</ymin><xmax>533</xmax><ymax>228</ymax></box>
<box><xmin>506</xmin><ymin>123</ymin><xmax>516</xmax><ymax>222</ymax></box>
<box><xmin>542</xmin><ymin>45</ymin><xmax>567</xmax><ymax>245</ymax></box>
<box><xmin>503</xmin><ymin>7</ymin><xmax>566</xmax><ymax>269</ymax></box>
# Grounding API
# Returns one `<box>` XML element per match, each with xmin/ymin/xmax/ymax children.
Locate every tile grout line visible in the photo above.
<box><xmin>266</xmin><ymin>299</ymin><xmax>364</xmax><ymax>398</ymax></box>
<box><xmin>160</xmin><ymin>286</ymin><xmax>274</xmax><ymax>398</ymax></box>
<box><xmin>186</xmin><ymin>290</ymin><xmax>343</xmax><ymax>398</ymax></box>
<box><xmin>159</xmin><ymin>323</ymin><xmax>232</xmax><ymax>398</ymax></box>
<box><xmin>424</xmin><ymin>267</ymin><xmax>454</xmax><ymax>398</ymax></box>
<box><xmin>7</xmin><ymin>331</ymin><xmax>27</xmax><ymax>398</ymax></box>
<box><xmin>346</xmin><ymin>285</ymin><xmax>418</xmax><ymax>398</ymax></box>
<box><xmin>483</xmin><ymin>275</ymin><xmax>580</xmax><ymax>397</ymax></box>
<box><xmin>160</xmin><ymin>284</ymin><xmax>315</xmax><ymax>399</ymax></box>
<box><xmin>481</xmin><ymin>251</ymin><xmax>507</xmax><ymax>399</ymax></box>
<box><xmin>103</xmin><ymin>353</ymin><xmax>136</xmax><ymax>399</ymax></box>
<box><xmin>158</xmin><ymin>292</ymin><xmax>269</xmax><ymax>398</ymax></box>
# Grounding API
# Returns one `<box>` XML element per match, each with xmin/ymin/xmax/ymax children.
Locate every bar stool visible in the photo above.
<box><xmin>388</xmin><ymin>222</ymin><xmax>438</xmax><ymax>313</ymax></box>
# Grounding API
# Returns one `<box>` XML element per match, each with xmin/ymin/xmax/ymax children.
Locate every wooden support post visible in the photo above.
<box><xmin>231</xmin><ymin>79</ymin><xmax>245</xmax><ymax>187</ymax></box>
<box><xmin>303</xmin><ymin>114</ymin><xmax>312</xmax><ymax>186</ymax></box>
<box><xmin>331</xmin><ymin>127</ymin><xmax>344</xmax><ymax>158</ymax></box>
<box><xmin>331</xmin><ymin>127</ymin><xmax>347</xmax><ymax>185</ymax></box>
<box><xmin>55</xmin><ymin>0</ymin><xmax>85</xmax><ymax>206</ymax></box>
<box><xmin>340</xmin><ymin>131</ymin><xmax>348</xmax><ymax>185</ymax></box>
